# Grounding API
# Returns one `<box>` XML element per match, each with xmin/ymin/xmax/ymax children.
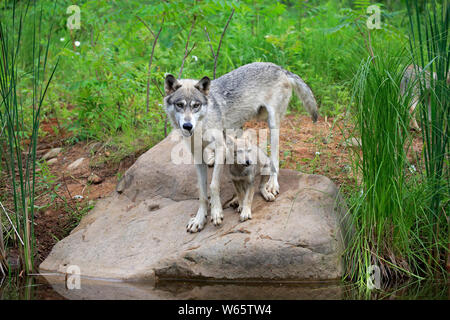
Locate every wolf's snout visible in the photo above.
<box><xmin>245</xmin><ymin>160</ymin><xmax>251</xmax><ymax>166</ymax></box>
<box><xmin>182</xmin><ymin>122</ymin><xmax>193</xmax><ymax>131</ymax></box>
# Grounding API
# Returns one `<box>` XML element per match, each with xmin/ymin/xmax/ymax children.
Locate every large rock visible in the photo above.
<box><xmin>40</xmin><ymin>132</ymin><xmax>347</xmax><ymax>282</ymax></box>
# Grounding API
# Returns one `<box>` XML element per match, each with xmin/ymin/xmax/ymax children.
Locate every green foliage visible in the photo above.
<box><xmin>18</xmin><ymin>0</ymin><xmax>410</xmax><ymax>141</ymax></box>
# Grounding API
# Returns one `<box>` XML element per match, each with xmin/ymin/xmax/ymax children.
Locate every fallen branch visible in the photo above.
<box><xmin>62</xmin><ymin>173</ymin><xmax>81</xmax><ymax>216</ymax></box>
<box><xmin>0</xmin><ymin>200</ymin><xmax>24</xmax><ymax>246</ymax></box>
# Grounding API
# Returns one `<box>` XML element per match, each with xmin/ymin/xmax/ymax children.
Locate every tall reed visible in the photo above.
<box><xmin>345</xmin><ymin>51</ymin><xmax>422</xmax><ymax>287</ymax></box>
<box><xmin>0</xmin><ymin>0</ymin><xmax>58</xmax><ymax>273</ymax></box>
<box><xmin>406</xmin><ymin>0</ymin><xmax>448</xmax><ymax>276</ymax></box>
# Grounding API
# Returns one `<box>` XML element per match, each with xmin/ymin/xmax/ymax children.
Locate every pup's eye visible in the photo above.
<box><xmin>192</xmin><ymin>103</ymin><xmax>201</xmax><ymax>109</ymax></box>
<box><xmin>175</xmin><ymin>103</ymin><xmax>184</xmax><ymax>109</ymax></box>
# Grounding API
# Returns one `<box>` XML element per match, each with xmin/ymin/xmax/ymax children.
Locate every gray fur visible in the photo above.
<box><xmin>400</xmin><ymin>64</ymin><xmax>439</xmax><ymax>130</ymax></box>
<box><xmin>225</xmin><ymin>134</ymin><xmax>276</xmax><ymax>222</ymax></box>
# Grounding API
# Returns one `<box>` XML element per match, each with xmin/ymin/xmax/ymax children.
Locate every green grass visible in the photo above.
<box><xmin>345</xmin><ymin>50</ymin><xmax>417</xmax><ymax>286</ymax></box>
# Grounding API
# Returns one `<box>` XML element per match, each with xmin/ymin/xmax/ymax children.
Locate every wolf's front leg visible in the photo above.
<box><xmin>187</xmin><ymin>163</ymin><xmax>208</xmax><ymax>233</ymax></box>
<box><xmin>210</xmin><ymin>161</ymin><xmax>224</xmax><ymax>226</ymax></box>
<box><xmin>240</xmin><ymin>183</ymin><xmax>255</xmax><ymax>222</ymax></box>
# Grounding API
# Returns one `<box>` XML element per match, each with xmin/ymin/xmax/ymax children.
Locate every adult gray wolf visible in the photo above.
<box><xmin>400</xmin><ymin>64</ymin><xmax>434</xmax><ymax>131</ymax></box>
<box><xmin>164</xmin><ymin>62</ymin><xmax>318</xmax><ymax>233</ymax></box>
<box><xmin>400</xmin><ymin>64</ymin><xmax>449</xmax><ymax>130</ymax></box>
<box><xmin>225</xmin><ymin>131</ymin><xmax>275</xmax><ymax>222</ymax></box>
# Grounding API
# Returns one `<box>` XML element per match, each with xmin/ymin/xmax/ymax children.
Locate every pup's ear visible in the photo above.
<box><xmin>164</xmin><ymin>74</ymin><xmax>181</xmax><ymax>96</ymax></box>
<box><xmin>195</xmin><ymin>76</ymin><xmax>211</xmax><ymax>95</ymax></box>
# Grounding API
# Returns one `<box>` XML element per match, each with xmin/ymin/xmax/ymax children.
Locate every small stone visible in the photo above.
<box><xmin>88</xmin><ymin>173</ymin><xmax>103</xmax><ymax>184</ymax></box>
<box><xmin>343</xmin><ymin>137</ymin><xmax>361</xmax><ymax>148</ymax></box>
<box><xmin>42</xmin><ymin>148</ymin><xmax>62</xmax><ymax>160</ymax></box>
<box><xmin>342</xmin><ymin>164</ymin><xmax>351</xmax><ymax>172</ymax></box>
<box><xmin>105</xmin><ymin>151</ymin><xmax>110</xmax><ymax>157</ymax></box>
<box><xmin>47</xmin><ymin>158</ymin><xmax>58</xmax><ymax>165</ymax></box>
<box><xmin>89</xmin><ymin>142</ymin><xmax>102</xmax><ymax>154</ymax></box>
<box><xmin>7</xmin><ymin>253</ymin><xmax>21</xmax><ymax>270</ymax></box>
<box><xmin>67</xmin><ymin>158</ymin><xmax>85</xmax><ymax>170</ymax></box>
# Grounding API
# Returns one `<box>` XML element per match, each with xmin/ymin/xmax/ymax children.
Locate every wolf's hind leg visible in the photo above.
<box><xmin>224</xmin><ymin>195</ymin><xmax>239</xmax><ymax>209</ymax></box>
<box><xmin>265</xmin><ymin>107</ymin><xmax>281</xmax><ymax>197</ymax></box>
<box><xmin>224</xmin><ymin>181</ymin><xmax>241</xmax><ymax>210</ymax></box>
<box><xmin>187</xmin><ymin>163</ymin><xmax>208</xmax><ymax>233</ymax></box>
<box><xmin>235</xmin><ymin>181</ymin><xmax>246</xmax><ymax>213</ymax></box>
<box><xmin>409</xmin><ymin>98</ymin><xmax>421</xmax><ymax>131</ymax></box>
<box><xmin>210</xmin><ymin>144</ymin><xmax>224</xmax><ymax>226</ymax></box>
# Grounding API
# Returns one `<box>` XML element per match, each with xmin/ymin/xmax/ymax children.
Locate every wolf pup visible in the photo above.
<box><xmin>225</xmin><ymin>132</ymin><xmax>275</xmax><ymax>222</ymax></box>
<box><xmin>164</xmin><ymin>62</ymin><xmax>318</xmax><ymax>233</ymax></box>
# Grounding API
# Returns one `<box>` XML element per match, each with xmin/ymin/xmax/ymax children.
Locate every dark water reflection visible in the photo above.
<box><xmin>0</xmin><ymin>274</ymin><xmax>448</xmax><ymax>300</ymax></box>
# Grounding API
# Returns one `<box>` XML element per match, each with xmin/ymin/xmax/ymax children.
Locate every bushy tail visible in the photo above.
<box><xmin>284</xmin><ymin>70</ymin><xmax>318</xmax><ymax>122</ymax></box>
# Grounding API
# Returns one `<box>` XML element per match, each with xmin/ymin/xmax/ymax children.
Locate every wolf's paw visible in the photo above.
<box><xmin>210</xmin><ymin>206</ymin><xmax>224</xmax><ymax>226</ymax></box>
<box><xmin>261</xmin><ymin>187</ymin><xmax>276</xmax><ymax>202</ymax></box>
<box><xmin>265</xmin><ymin>175</ymin><xmax>280</xmax><ymax>197</ymax></box>
<box><xmin>410</xmin><ymin>120</ymin><xmax>421</xmax><ymax>132</ymax></box>
<box><xmin>224</xmin><ymin>195</ymin><xmax>239</xmax><ymax>209</ymax></box>
<box><xmin>240</xmin><ymin>207</ymin><xmax>252</xmax><ymax>222</ymax></box>
<box><xmin>204</xmin><ymin>149</ymin><xmax>215</xmax><ymax>167</ymax></box>
<box><xmin>186</xmin><ymin>209</ymin><xmax>207</xmax><ymax>233</ymax></box>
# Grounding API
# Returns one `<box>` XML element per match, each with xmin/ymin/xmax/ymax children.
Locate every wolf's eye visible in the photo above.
<box><xmin>175</xmin><ymin>102</ymin><xmax>184</xmax><ymax>109</ymax></box>
<box><xmin>192</xmin><ymin>103</ymin><xmax>201</xmax><ymax>110</ymax></box>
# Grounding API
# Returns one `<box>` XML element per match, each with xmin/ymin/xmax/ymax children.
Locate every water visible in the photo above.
<box><xmin>0</xmin><ymin>274</ymin><xmax>448</xmax><ymax>300</ymax></box>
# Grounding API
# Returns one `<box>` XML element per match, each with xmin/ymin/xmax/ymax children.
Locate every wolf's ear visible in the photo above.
<box><xmin>164</xmin><ymin>74</ymin><xmax>181</xmax><ymax>96</ymax></box>
<box><xmin>195</xmin><ymin>76</ymin><xmax>211</xmax><ymax>95</ymax></box>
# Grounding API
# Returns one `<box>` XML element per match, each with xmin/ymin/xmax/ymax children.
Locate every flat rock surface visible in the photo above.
<box><xmin>40</xmin><ymin>132</ymin><xmax>347</xmax><ymax>282</ymax></box>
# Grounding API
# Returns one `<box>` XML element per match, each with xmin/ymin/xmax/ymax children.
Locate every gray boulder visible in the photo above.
<box><xmin>40</xmin><ymin>132</ymin><xmax>347</xmax><ymax>282</ymax></box>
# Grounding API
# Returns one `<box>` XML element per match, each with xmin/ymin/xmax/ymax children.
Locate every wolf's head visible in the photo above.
<box><xmin>226</xmin><ymin>131</ymin><xmax>258</xmax><ymax>167</ymax></box>
<box><xmin>163</xmin><ymin>74</ymin><xmax>210</xmax><ymax>137</ymax></box>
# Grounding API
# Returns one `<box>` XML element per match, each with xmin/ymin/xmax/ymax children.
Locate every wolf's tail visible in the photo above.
<box><xmin>284</xmin><ymin>70</ymin><xmax>318</xmax><ymax>122</ymax></box>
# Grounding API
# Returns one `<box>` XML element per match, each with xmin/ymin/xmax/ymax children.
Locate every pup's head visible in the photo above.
<box><xmin>164</xmin><ymin>74</ymin><xmax>211</xmax><ymax>137</ymax></box>
<box><xmin>227</xmin><ymin>131</ymin><xmax>258</xmax><ymax>167</ymax></box>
